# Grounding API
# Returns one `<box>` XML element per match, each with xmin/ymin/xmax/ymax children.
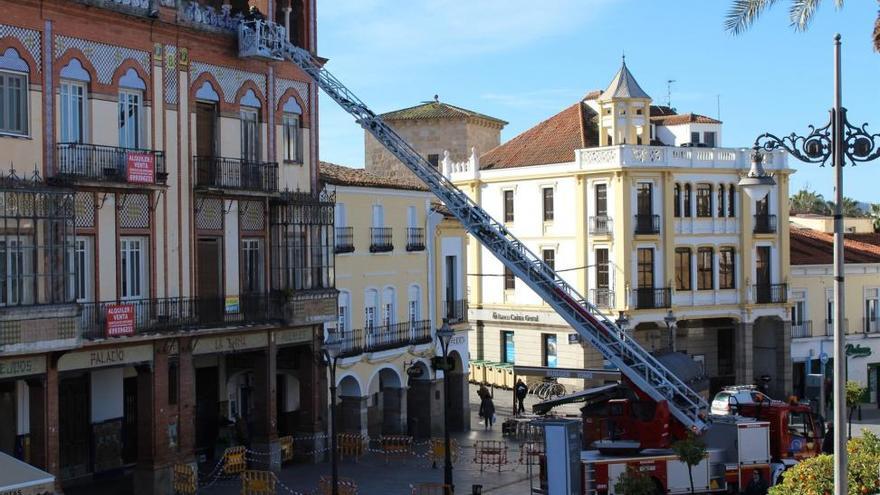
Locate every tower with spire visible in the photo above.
<box><xmin>596</xmin><ymin>57</ymin><xmax>652</xmax><ymax>146</ymax></box>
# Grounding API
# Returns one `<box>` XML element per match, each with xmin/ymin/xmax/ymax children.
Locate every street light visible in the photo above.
<box><xmin>663</xmin><ymin>310</ymin><xmax>677</xmax><ymax>352</ymax></box>
<box><xmin>435</xmin><ymin>319</ymin><xmax>455</xmax><ymax>493</ymax></box>
<box><xmin>322</xmin><ymin>332</ymin><xmax>343</xmax><ymax>495</ymax></box>
<box><xmin>738</xmin><ymin>35</ymin><xmax>880</xmax><ymax>495</ymax></box>
<box><xmin>614</xmin><ymin>311</ymin><xmax>630</xmax><ymax>335</ymax></box>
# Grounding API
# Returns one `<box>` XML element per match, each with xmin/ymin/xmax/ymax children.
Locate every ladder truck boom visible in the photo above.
<box><xmin>238</xmin><ymin>20</ymin><xmax>709</xmax><ymax>432</ymax></box>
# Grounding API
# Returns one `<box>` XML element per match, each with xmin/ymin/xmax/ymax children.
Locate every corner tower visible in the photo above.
<box><xmin>597</xmin><ymin>58</ymin><xmax>652</xmax><ymax>146</ymax></box>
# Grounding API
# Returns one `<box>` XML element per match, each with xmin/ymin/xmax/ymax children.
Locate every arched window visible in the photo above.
<box><xmin>240</xmin><ymin>89</ymin><xmax>261</xmax><ymax>163</ymax></box>
<box><xmin>282</xmin><ymin>97</ymin><xmax>303</xmax><ymax>163</ymax></box>
<box><xmin>118</xmin><ymin>68</ymin><xmax>146</xmax><ymax>148</ymax></box>
<box><xmin>364</xmin><ymin>288</ymin><xmax>378</xmax><ymax>331</ymax></box>
<box><xmin>337</xmin><ymin>291</ymin><xmax>351</xmax><ymax>335</ymax></box>
<box><xmin>673</xmin><ymin>183</ymin><xmax>681</xmax><ymax>218</ymax></box>
<box><xmin>382</xmin><ymin>287</ymin><xmax>396</xmax><ymax>326</ymax></box>
<box><xmin>407</xmin><ymin>285</ymin><xmax>421</xmax><ymax>322</ymax></box>
<box><xmin>0</xmin><ymin>47</ymin><xmax>30</xmax><ymax>136</ymax></box>
<box><xmin>60</xmin><ymin>59</ymin><xmax>91</xmax><ymax>144</ymax></box>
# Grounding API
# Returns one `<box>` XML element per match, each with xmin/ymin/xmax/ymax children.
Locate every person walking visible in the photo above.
<box><xmin>744</xmin><ymin>469</ymin><xmax>768</xmax><ymax>495</ymax></box>
<box><xmin>515</xmin><ymin>379</ymin><xmax>528</xmax><ymax>416</ymax></box>
<box><xmin>822</xmin><ymin>422</ymin><xmax>834</xmax><ymax>454</ymax></box>
<box><xmin>479</xmin><ymin>393</ymin><xmax>496</xmax><ymax>430</ymax></box>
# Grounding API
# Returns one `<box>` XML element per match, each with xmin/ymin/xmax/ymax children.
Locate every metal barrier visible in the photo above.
<box><xmin>337</xmin><ymin>433</ymin><xmax>366</xmax><ymax>462</ymax></box>
<box><xmin>223</xmin><ymin>445</ymin><xmax>247</xmax><ymax>475</ymax></box>
<box><xmin>428</xmin><ymin>438</ymin><xmax>459</xmax><ymax>468</ymax></box>
<box><xmin>380</xmin><ymin>435</ymin><xmax>413</xmax><ymax>463</ymax></box>
<box><xmin>241</xmin><ymin>470</ymin><xmax>277</xmax><ymax>495</ymax></box>
<box><xmin>279</xmin><ymin>435</ymin><xmax>294</xmax><ymax>463</ymax></box>
<box><xmin>519</xmin><ymin>441</ymin><xmax>544</xmax><ymax>466</ymax></box>
<box><xmin>171</xmin><ymin>463</ymin><xmax>197</xmax><ymax>495</ymax></box>
<box><xmin>473</xmin><ymin>440</ymin><xmax>508</xmax><ymax>472</ymax></box>
<box><xmin>411</xmin><ymin>482</ymin><xmax>451</xmax><ymax>495</ymax></box>
<box><xmin>319</xmin><ymin>475</ymin><xmax>358</xmax><ymax>495</ymax></box>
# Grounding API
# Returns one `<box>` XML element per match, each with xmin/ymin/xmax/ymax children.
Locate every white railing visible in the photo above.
<box><xmin>577</xmin><ymin>145</ymin><xmax>788</xmax><ymax>171</ymax></box>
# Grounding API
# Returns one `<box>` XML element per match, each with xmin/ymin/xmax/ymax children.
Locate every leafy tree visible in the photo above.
<box><xmin>846</xmin><ymin>380</ymin><xmax>867</xmax><ymax>439</ymax></box>
<box><xmin>613</xmin><ymin>466</ymin><xmax>658</xmax><ymax>495</ymax></box>
<box><xmin>672</xmin><ymin>433</ymin><xmax>707</xmax><ymax>494</ymax></box>
<box><xmin>769</xmin><ymin>430</ymin><xmax>880</xmax><ymax>495</ymax></box>
<box><xmin>790</xmin><ymin>188</ymin><xmax>828</xmax><ymax>215</ymax></box>
<box><xmin>869</xmin><ymin>203</ymin><xmax>880</xmax><ymax>232</ymax></box>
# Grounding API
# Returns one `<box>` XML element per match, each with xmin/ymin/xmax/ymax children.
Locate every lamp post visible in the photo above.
<box><xmin>664</xmin><ymin>310</ymin><xmax>677</xmax><ymax>352</ymax></box>
<box><xmin>435</xmin><ymin>319</ymin><xmax>455</xmax><ymax>493</ymax></box>
<box><xmin>738</xmin><ymin>35</ymin><xmax>880</xmax><ymax>495</ymax></box>
<box><xmin>322</xmin><ymin>333</ymin><xmax>343</xmax><ymax>495</ymax></box>
<box><xmin>615</xmin><ymin>311</ymin><xmax>630</xmax><ymax>337</ymax></box>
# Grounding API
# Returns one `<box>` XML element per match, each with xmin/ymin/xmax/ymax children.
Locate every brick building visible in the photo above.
<box><xmin>0</xmin><ymin>1</ymin><xmax>335</xmax><ymax>493</ymax></box>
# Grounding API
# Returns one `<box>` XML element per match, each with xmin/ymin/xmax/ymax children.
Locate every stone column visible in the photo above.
<box><xmin>429</xmin><ymin>379</ymin><xmax>445</xmax><ymax>437</ymax></box>
<box><xmin>382</xmin><ymin>387</ymin><xmax>406</xmax><ymax>434</ymax></box>
<box><xmin>777</xmin><ymin>321</ymin><xmax>793</xmax><ymax>398</ymax></box>
<box><xmin>177</xmin><ymin>338</ymin><xmax>196</xmax><ymax>463</ymax></box>
<box><xmin>134</xmin><ymin>347</ymin><xmax>171</xmax><ymax>495</ymax></box>
<box><xmin>28</xmin><ymin>354</ymin><xmax>60</xmax><ymax>489</ymax></box>
<box><xmin>339</xmin><ymin>396</ymin><xmax>369</xmax><ymax>437</ymax></box>
<box><xmin>736</xmin><ymin>322</ymin><xmax>754</xmax><ymax>386</ymax></box>
<box><xmin>251</xmin><ymin>341</ymin><xmax>280</xmax><ymax>471</ymax></box>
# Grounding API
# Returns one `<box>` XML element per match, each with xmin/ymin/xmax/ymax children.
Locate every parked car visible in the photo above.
<box><xmin>710</xmin><ymin>386</ymin><xmax>771</xmax><ymax>416</ymax></box>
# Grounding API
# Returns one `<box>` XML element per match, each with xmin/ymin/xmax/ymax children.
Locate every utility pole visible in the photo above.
<box><xmin>666</xmin><ymin>79</ymin><xmax>676</xmax><ymax>108</ymax></box>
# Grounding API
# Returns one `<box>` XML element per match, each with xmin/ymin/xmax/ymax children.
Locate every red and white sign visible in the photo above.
<box><xmin>126</xmin><ymin>152</ymin><xmax>155</xmax><ymax>183</ymax></box>
<box><xmin>106</xmin><ymin>304</ymin><xmax>135</xmax><ymax>337</ymax></box>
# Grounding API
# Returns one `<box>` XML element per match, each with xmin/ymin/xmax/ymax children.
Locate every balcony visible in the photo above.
<box><xmin>0</xmin><ymin>304</ymin><xmax>80</xmax><ymax>354</ymax></box>
<box><xmin>754</xmin><ymin>283</ymin><xmax>787</xmax><ymax>304</ymax></box>
<box><xmin>864</xmin><ymin>317</ymin><xmax>879</xmax><ymax>334</ymax></box>
<box><xmin>753</xmin><ymin>214</ymin><xmax>777</xmax><ymax>234</ymax></box>
<box><xmin>634</xmin><ymin>214</ymin><xmax>660</xmax><ymax>235</ymax></box>
<box><xmin>338</xmin><ymin>320</ymin><xmax>432</xmax><ymax>357</ymax></box>
<box><xmin>825</xmin><ymin>319</ymin><xmax>849</xmax><ymax>336</ymax></box>
<box><xmin>444</xmin><ymin>299</ymin><xmax>468</xmax><ymax>325</ymax></box>
<box><xmin>406</xmin><ymin>227</ymin><xmax>426</xmax><ymax>252</ymax></box>
<box><xmin>55</xmin><ymin>143</ymin><xmax>167</xmax><ymax>185</ymax></box>
<box><xmin>792</xmin><ymin>321</ymin><xmax>813</xmax><ymax>339</ymax></box>
<box><xmin>370</xmin><ymin>227</ymin><xmax>393</xmax><ymax>253</ymax></box>
<box><xmin>589</xmin><ymin>216</ymin><xmax>613</xmax><ymax>236</ymax></box>
<box><xmin>632</xmin><ymin>288</ymin><xmax>671</xmax><ymax>310</ymax></box>
<box><xmin>78</xmin><ymin>294</ymin><xmax>278</xmax><ymax>340</ymax></box>
<box><xmin>335</xmin><ymin>227</ymin><xmax>354</xmax><ymax>254</ymax></box>
<box><xmin>591</xmin><ymin>289</ymin><xmax>614</xmax><ymax>308</ymax></box>
<box><xmin>195</xmin><ymin>156</ymin><xmax>278</xmax><ymax>193</ymax></box>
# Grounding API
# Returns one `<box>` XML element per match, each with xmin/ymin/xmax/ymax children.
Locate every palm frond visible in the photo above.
<box><xmin>725</xmin><ymin>0</ymin><xmax>779</xmax><ymax>35</ymax></box>
<box><xmin>790</xmin><ymin>0</ymin><xmax>826</xmax><ymax>32</ymax></box>
<box><xmin>874</xmin><ymin>4</ymin><xmax>880</xmax><ymax>52</ymax></box>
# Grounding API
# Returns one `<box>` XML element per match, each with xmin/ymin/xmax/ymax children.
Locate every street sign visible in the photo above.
<box><xmin>819</xmin><ymin>352</ymin><xmax>829</xmax><ymax>365</ymax></box>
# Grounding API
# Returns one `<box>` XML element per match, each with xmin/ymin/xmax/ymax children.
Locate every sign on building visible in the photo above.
<box><xmin>126</xmin><ymin>151</ymin><xmax>155</xmax><ymax>183</ymax></box>
<box><xmin>106</xmin><ymin>304</ymin><xmax>135</xmax><ymax>337</ymax></box>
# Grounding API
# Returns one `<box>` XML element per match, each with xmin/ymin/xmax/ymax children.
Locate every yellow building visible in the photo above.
<box><xmin>320</xmin><ymin>162</ymin><xmax>470</xmax><ymax>438</ymax></box>
<box><xmin>789</xmin><ymin>227</ymin><xmax>880</xmax><ymax>404</ymax></box>
<box><xmin>444</xmin><ymin>60</ymin><xmax>795</xmax><ymax>398</ymax></box>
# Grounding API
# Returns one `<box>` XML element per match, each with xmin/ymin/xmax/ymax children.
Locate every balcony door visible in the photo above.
<box><xmin>196</xmin><ymin>102</ymin><xmax>217</xmax><ymax>185</ymax></box>
<box><xmin>445</xmin><ymin>255</ymin><xmax>457</xmax><ymax>319</ymax></box>
<box><xmin>756</xmin><ymin>246</ymin><xmax>771</xmax><ymax>302</ymax></box>
<box><xmin>637</xmin><ymin>183</ymin><xmax>653</xmax><ymax>216</ymax></box>
<box><xmin>637</xmin><ymin>247</ymin><xmax>654</xmax><ymax>308</ymax></box>
<box><xmin>197</xmin><ymin>238</ymin><xmax>223</xmax><ymax>324</ymax></box>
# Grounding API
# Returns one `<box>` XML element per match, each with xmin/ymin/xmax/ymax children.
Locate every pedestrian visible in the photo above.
<box><xmin>822</xmin><ymin>422</ymin><xmax>834</xmax><ymax>454</ymax></box>
<box><xmin>744</xmin><ymin>469</ymin><xmax>768</xmax><ymax>495</ymax></box>
<box><xmin>479</xmin><ymin>393</ymin><xmax>496</xmax><ymax>430</ymax></box>
<box><xmin>515</xmin><ymin>379</ymin><xmax>528</xmax><ymax>416</ymax></box>
<box><xmin>478</xmin><ymin>384</ymin><xmax>490</xmax><ymax>400</ymax></box>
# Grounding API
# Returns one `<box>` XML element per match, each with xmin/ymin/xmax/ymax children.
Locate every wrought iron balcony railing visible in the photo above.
<box><xmin>632</xmin><ymin>288</ymin><xmax>671</xmax><ymax>310</ymax></box>
<box><xmin>335</xmin><ymin>227</ymin><xmax>354</xmax><ymax>254</ymax></box>
<box><xmin>56</xmin><ymin>143</ymin><xmax>167</xmax><ymax>184</ymax></box>
<box><xmin>338</xmin><ymin>319</ymin><xmax>432</xmax><ymax>357</ymax></box>
<box><xmin>194</xmin><ymin>156</ymin><xmax>278</xmax><ymax>193</ymax></box>
<box><xmin>79</xmin><ymin>294</ymin><xmax>278</xmax><ymax>340</ymax></box>
<box><xmin>753</xmin><ymin>214</ymin><xmax>777</xmax><ymax>234</ymax></box>
<box><xmin>826</xmin><ymin>318</ymin><xmax>849</xmax><ymax>336</ymax></box>
<box><xmin>591</xmin><ymin>288</ymin><xmax>614</xmax><ymax>308</ymax></box>
<box><xmin>406</xmin><ymin>227</ymin><xmax>426</xmax><ymax>251</ymax></box>
<box><xmin>634</xmin><ymin>214</ymin><xmax>660</xmax><ymax>235</ymax></box>
<box><xmin>370</xmin><ymin>227</ymin><xmax>393</xmax><ymax>253</ymax></box>
<box><xmin>444</xmin><ymin>299</ymin><xmax>468</xmax><ymax>324</ymax></box>
<box><xmin>792</xmin><ymin>320</ymin><xmax>813</xmax><ymax>339</ymax></box>
<box><xmin>589</xmin><ymin>216</ymin><xmax>613</xmax><ymax>235</ymax></box>
<box><xmin>754</xmin><ymin>283</ymin><xmax>787</xmax><ymax>304</ymax></box>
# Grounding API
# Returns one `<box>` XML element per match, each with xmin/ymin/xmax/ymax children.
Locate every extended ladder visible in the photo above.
<box><xmin>239</xmin><ymin>20</ymin><xmax>709</xmax><ymax>432</ymax></box>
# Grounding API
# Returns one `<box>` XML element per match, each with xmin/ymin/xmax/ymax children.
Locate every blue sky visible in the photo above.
<box><xmin>316</xmin><ymin>0</ymin><xmax>880</xmax><ymax>203</ymax></box>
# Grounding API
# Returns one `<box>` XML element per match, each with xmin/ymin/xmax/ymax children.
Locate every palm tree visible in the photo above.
<box><xmin>825</xmin><ymin>197</ymin><xmax>864</xmax><ymax>217</ymax></box>
<box><xmin>726</xmin><ymin>0</ymin><xmax>880</xmax><ymax>51</ymax></box>
<box><xmin>869</xmin><ymin>203</ymin><xmax>880</xmax><ymax>231</ymax></box>
<box><xmin>790</xmin><ymin>188</ymin><xmax>828</xmax><ymax>215</ymax></box>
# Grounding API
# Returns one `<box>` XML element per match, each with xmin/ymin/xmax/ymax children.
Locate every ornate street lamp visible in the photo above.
<box><xmin>322</xmin><ymin>333</ymin><xmax>343</xmax><ymax>495</ymax></box>
<box><xmin>663</xmin><ymin>310</ymin><xmax>677</xmax><ymax>352</ymax></box>
<box><xmin>738</xmin><ymin>35</ymin><xmax>880</xmax><ymax>495</ymax></box>
<box><xmin>434</xmin><ymin>319</ymin><xmax>455</xmax><ymax>493</ymax></box>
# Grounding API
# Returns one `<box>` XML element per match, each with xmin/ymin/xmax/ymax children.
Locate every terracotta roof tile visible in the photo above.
<box><xmin>319</xmin><ymin>161</ymin><xmax>428</xmax><ymax>191</ymax></box>
<box><xmin>379</xmin><ymin>101</ymin><xmax>507</xmax><ymax>126</ymax></box>
<box><xmin>790</xmin><ymin>228</ymin><xmax>880</xmax><ymax>265</ymax></box>
<box><xmin>650</xmin><ymin>113</ymin><xmax>722</xmax><ymax>125</ymax></box>
<box><xmin>479</xmin><ymin>102</ymin><xmax>598</xmax><ymax>170</ymax></box>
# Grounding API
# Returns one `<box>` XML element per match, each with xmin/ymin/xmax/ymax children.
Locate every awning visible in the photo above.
<box><xmin>533</xmin><ymin>383</ymin><xmax>622</xmax><ymax>415</ymax></box>
<box><xmin>0</xmin><ymin>451</ymin><xmax>55</xmax><ymax>495</ymax></box>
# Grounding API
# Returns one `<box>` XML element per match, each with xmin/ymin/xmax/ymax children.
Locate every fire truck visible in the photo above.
<box><xmin>234</xmin><ymin>17</ymin><xmax>820</xmax><ymax>495</ymax></box>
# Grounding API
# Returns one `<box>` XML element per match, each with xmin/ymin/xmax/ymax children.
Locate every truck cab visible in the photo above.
<box><xmin>736</xmin><ymin>402</ymin><xmax>822</xmax><ymax>461</ymax></box>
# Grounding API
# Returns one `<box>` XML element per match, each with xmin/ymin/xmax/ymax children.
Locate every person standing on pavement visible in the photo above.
<box><xmin>515</xmin><ymin>379</ymin><xmax>528</xmax><ymax>416</ymax></box>
<box><xmin>479</xmin><ymin>394</ymin><xmax>496</xmax><ymax>430</ymax></box>
<box><xmin>822</xmin><ymin>422</ymin><xmax>834</xmax><ymax>454</ymax></box>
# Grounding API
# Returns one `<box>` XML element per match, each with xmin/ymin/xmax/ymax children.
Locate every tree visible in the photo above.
<box><xmin>846</xmin><ymin>380</ymin><xmax>867</xmax><ymax>439</ymax></box>
<box><xmin>672</xmin><ymin>432</ymin><xmax>707</xmax><ymax>494</ymax></box>
<box><xmin>790</xmin><ymin>188</ymin><xmax>828</xmax><ymax>215</ymax></box>
<box><xmin>869</xmin><ymin>203</ymin><xmax>880</xmax><ymax>232</ymax></box>
<box><xmin>613</xmin><ymin>466</ymin><xmax>658</xmax><ymax>495</ymax></box>
<box><xmin>725</xmin><ymin>0</ymin><xmax>880</xmax><ymax>52</ymax></box>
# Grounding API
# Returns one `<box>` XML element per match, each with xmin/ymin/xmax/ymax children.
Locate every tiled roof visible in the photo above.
<box><xmin>650</xmin><ymin>105</ymin><xmax>677</xmax><ymax>117</ymax></box>
<box><xmin>319</xmin><ymin>161</ymin><xmax>428</xmax><ymax>191</ymax></box>
<box><xmin>379</xmin><ymin>100</ymin><xmax>507</xmax><ymax>126</ymax></box>
<box><xmin>597</xmin><ymin>60</ymin><xmax>650</xmax><ymax>101</ymax></box>
<box><xmin>479</xmin><ymin>102</ymin><xmax>598</xmax><ymax>170</ymax></box>
<box><xmin>650</xmin><ymin>113</ymin><xmax>722</xmax><ymax>125</ymax></box>
<box><xmin>790</xmin><ymin>228</ymin><xmax>880</xmax><ymax>265</ymax></box>
<box><xmin>583</xmin><ymin>90</ymin><xmax>602</xmax><ymax>101</ymax></box>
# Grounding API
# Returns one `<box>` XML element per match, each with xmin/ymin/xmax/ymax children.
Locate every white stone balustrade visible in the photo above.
<box><xmin>576</xmin><ymin>145</ymin><xmax>788</xmax><ymax>171</ymax></box>
<box><xmin>441</xmin><ymin>147</ymin><xmax>480</xmax><ymax>181</ymax></box>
